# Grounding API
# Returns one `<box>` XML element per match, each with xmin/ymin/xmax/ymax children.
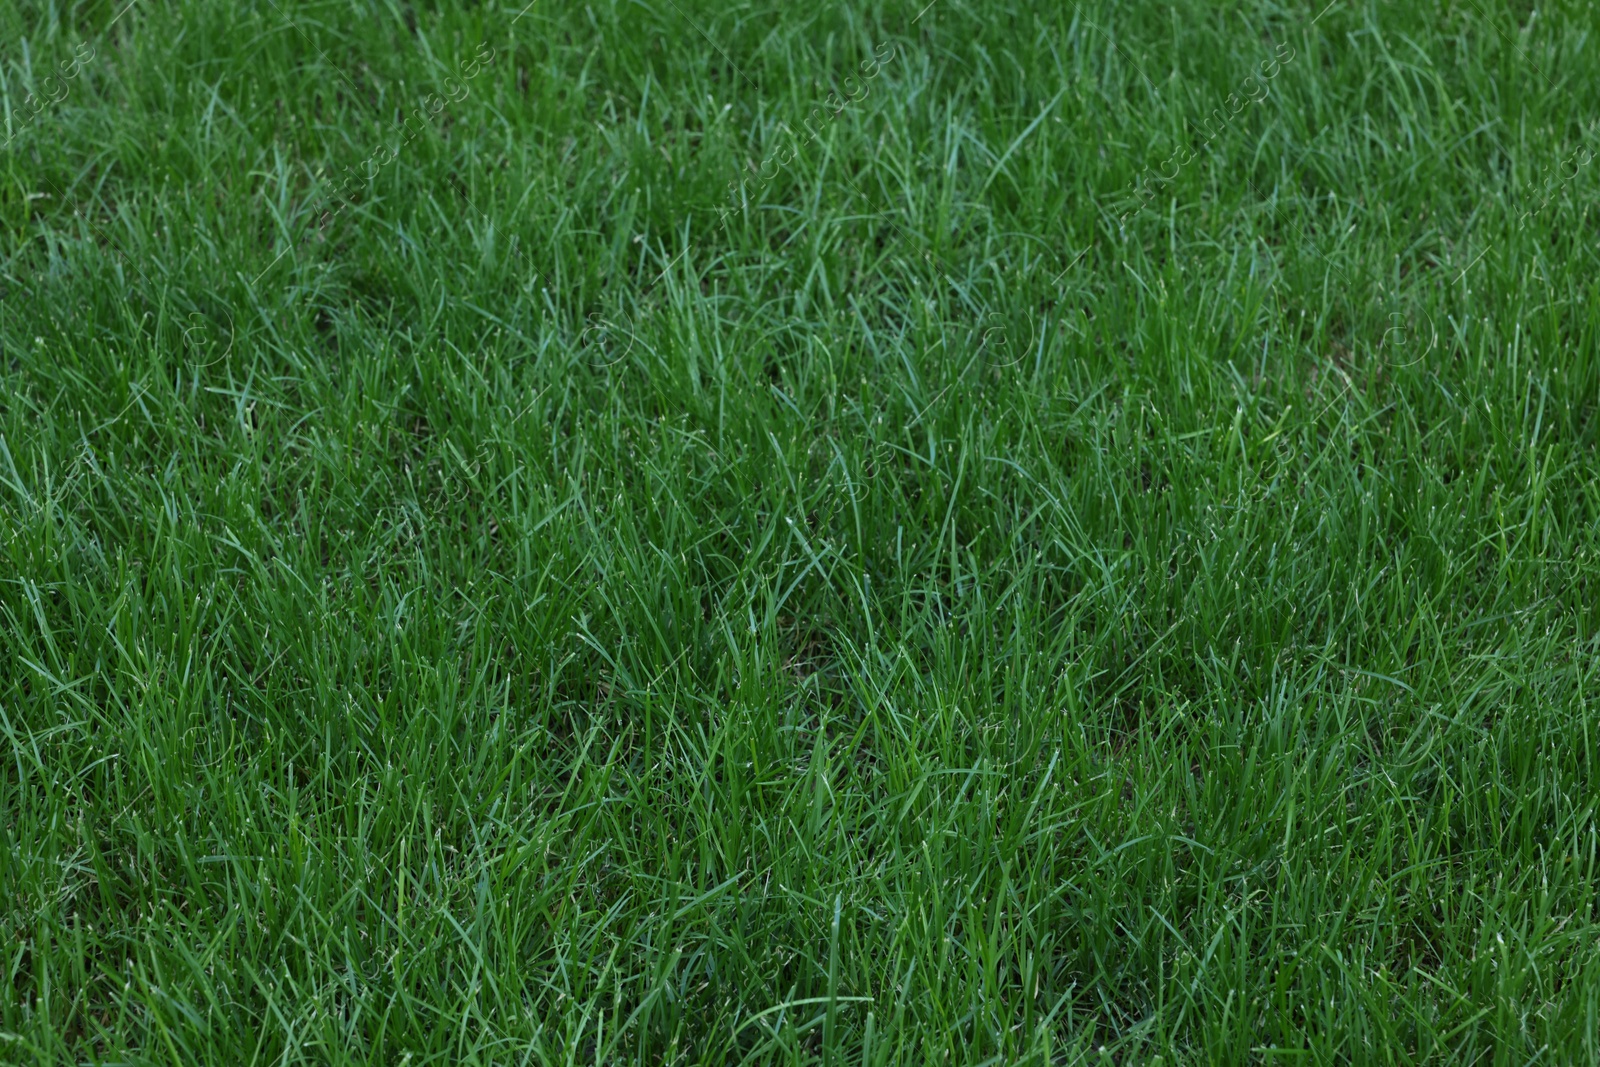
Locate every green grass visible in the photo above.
<box><xmin>2</xmin><ymin>0</ymin><xmax>1599</xmax><ymax>1062</ymax></box>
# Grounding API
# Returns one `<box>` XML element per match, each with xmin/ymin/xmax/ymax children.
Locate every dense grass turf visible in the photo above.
<box><xmin>3</xmin><ymin>0</ymin><xmax>1600</xmax><ymax>1061</ymax></box>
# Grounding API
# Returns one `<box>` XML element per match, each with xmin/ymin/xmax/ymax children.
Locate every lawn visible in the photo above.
<box><xmin>2</xmin><ymin>0</ymin><xmax>1598</xmax><ymax>1062</ymax></box>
